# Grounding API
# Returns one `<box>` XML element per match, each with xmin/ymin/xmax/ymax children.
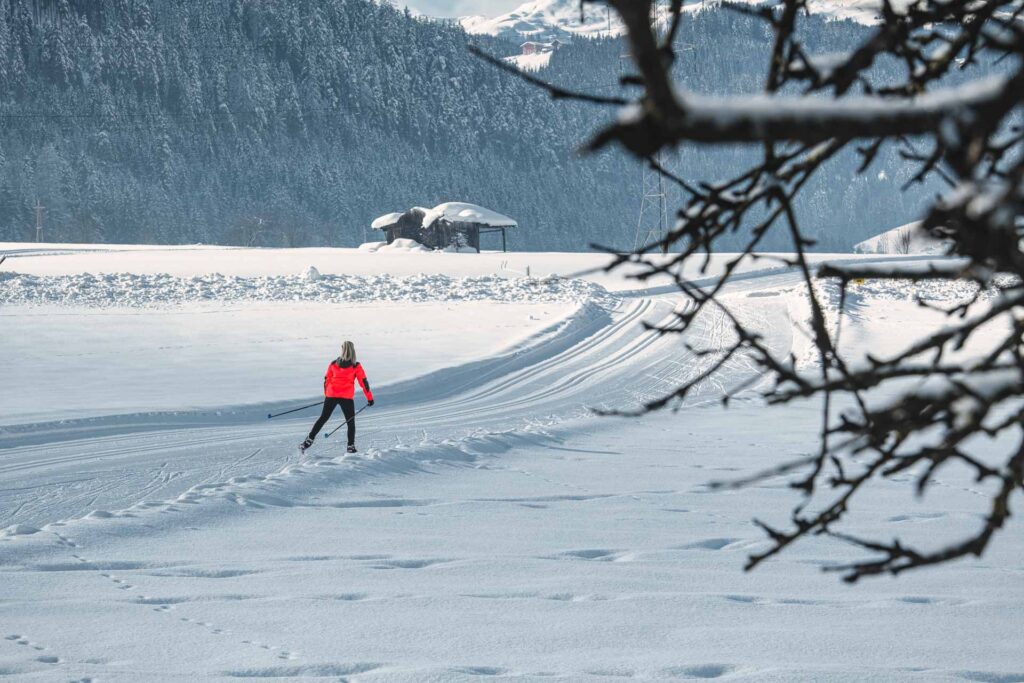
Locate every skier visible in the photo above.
<box><xmin>300</xmin><ymin>341</ymin><xmax>374</xmax><ymax>454</ymax></box>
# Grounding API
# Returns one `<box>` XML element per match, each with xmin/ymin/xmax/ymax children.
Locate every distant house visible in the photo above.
<box><xmin>520</xmin><ymin>39</ymin><xmax>562</xmax><ymax>57</ymax></box>
<box><xmin>371</xmin><ymin>202</ymin><xmax>517</xmax><ymax>252</ymax></box>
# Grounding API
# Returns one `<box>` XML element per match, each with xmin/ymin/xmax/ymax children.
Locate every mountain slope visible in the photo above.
<box><xmin>0</xmin><ymin>0</ymin><xmax>935</xmax><ymax>251</ymax></box>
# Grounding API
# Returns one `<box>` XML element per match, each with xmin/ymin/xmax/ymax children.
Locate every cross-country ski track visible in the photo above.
<box><xmin>2</xmin><ymin>253</ymin><xmax>1021</xmax><ymax>683</ymax></box>
<box><xmin>1</xmin><ymin>278</ymin><xmax>779</xmax><ymax>532</ymax></box>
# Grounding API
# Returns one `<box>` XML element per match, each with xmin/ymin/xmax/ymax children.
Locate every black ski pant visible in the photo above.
<box><xmin>308</xmin><ymin>397</ymin><xmax>356</xmax><ymax>445</ymax></box>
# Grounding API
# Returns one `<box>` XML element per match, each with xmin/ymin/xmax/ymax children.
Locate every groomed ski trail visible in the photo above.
<box><xmin>0</xmin><ymin>271</ymin><xmax>797</xmax><ymax>531</ymax></box>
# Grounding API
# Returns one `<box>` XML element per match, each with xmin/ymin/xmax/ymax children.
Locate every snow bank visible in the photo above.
<box><xmin>377</xmin><ymin>238</ymin><xmax>429</xmax><ymax>253</ymax></box>
<box><xmin>0</xmin><ymin>270</ymin><xmax>611</xmax><ymax>307</ymax></box>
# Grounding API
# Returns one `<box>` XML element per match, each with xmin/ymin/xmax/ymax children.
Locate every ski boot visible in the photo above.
<box><xmin>346</xmin><ymin>445</ymin><xmax>358</xmax><ymax>454</ymax></box>
<box><xmin>299</xmin><ymin>437</ymin><xmax>314</xmax><ymax>454</ymax></box>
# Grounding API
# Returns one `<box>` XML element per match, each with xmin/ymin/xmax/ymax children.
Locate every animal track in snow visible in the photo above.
<box><xmin>4</xmin><ymin>634</ymin><xmax>44</xmax><ymax>651</ymax></box>
<box><xmin>4</xmin><ymin>633</ymin><xmax>61</xmax><ymax>667</ymax></box>
<box><xmin>59</xmin><ymin>542</ymin><xmax>297</xmax><ymax>663</ymax></box>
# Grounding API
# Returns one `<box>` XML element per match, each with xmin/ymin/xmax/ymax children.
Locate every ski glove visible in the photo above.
<box><xmin>367</xmin><ymin>399</ymin><xmax>375</xmax><ymax>407</ymax></box>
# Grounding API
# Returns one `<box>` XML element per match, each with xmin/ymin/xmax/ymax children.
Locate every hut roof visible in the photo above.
<box><xmin>421</xmin><ymin>202</ymin><xmax>517</xmax><ymax>229</ymax></box>
<box><xmin>370</xmin><ymin>212</ymin><xmax>403</xmax><ymax>230</ymax></box>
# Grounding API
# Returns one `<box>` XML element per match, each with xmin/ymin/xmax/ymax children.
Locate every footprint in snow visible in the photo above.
<box><xmin>149</xmin><ymin>567</ymin><xmax>261</xmax><ymax>578</ymax></box>
<box><xmin>673</xmin><ymin>538</ymin><xmax>742</xmax><ymax>551</ymax></box>
<box><xmin>370</xmin><ymin>558</ymin><xmax>452</xmax><ymax>569</ymax></box>
<box><xmin>662</xmin><ymin>663</ymin><xmax>737</xmax><ymax>679</ymax></box>
<box><xmin>451</xmin><ymin>666</ymin><xmax>508</xmax><ymax>676</ymax></box>
<box><xmin>955</xmin><ymin>671</ymin><xmax>1024</xmax><ymax>683</ymax></box>
<box><xmin>886</xmin><ymin>512</ymin><xmax>948</xmax><ymax>523</ymax></box>
<box><xmin>545</xmin><ymin>549</ymin><xmax>626</xmax><ymax>562</ymax></box>
<box><xmin>222</xmin><ymin>663</ymin><xmax>380</xmax><ymax>678</ymax></box>
<box><xmin>4</xmin><ymin>634</ymin><xmax>59</xmax><ymax>663</ymax></box>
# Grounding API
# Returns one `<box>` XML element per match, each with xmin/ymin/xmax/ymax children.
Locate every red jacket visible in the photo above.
<box><xmin>324</xmin><ymin>360</ymin><xmax>373</xmax><ymax>400</ymax></box>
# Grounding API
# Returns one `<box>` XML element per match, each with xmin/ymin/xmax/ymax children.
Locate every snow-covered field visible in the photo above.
<box><xmin>1</xmin><ymin>243</ymin><xmax>1021</xmax><ymax>682</ymax></box>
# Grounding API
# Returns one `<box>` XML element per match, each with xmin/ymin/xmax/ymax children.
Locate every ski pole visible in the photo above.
<box><xmin>267</xmin><ymin>401</ymin><xmax>322</xmax><ymax>419</ymax></box>
<box><xmin>324</xmin><ymin>404</ymin><xmax>370</xmax><ymax>439</ymax></box>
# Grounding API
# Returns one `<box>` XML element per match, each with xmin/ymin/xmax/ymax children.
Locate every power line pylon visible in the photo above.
<box><xmin>634</xmin><ymin>153</ymin><xmax>669</xmax><ymax>252</ymax></box>
<box><xmin>34</xmin><ymin>199</ymin><xmax>45</xmax><ymax>243</ymax></box>
<box><xmin>631</xmin><ymin>0</ymin><xmax>670</xmax><ymax>254</ymax></box>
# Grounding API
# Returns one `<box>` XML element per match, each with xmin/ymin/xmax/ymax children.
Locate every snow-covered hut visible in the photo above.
<box><xmin>854</xmin><ymin>221</ymin><xmax>950</xmax><ymax>255</ymax></box>
<box><xmin>371</xmin><ymin>202</ymin><xmax>516</xmax><ymax>252</ymax></box>
<box><xmin>370</xmin><ymin>208</ymin><xmax>429</xmax><ymax>243</ymax></box>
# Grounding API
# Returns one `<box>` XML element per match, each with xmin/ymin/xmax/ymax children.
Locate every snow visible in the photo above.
<box><xmin>420</xmin><ymin>202</ymin><xmax>518</xmax><ymax>229</ymax></box>
<box><xmin>504</xmin><ymin>51</ymin><xmax>553</xmax><ymax>71</ymax></box>
<box><xmin>460</xmin><ymin>0</ymin><xmax>622</xmax><ymax>40</ymax></box>
<box><xmin>459</xmin><ymin>0</ymin><xmax>918</xmax><ymax>40</ymax></box>
<box><xmin>376</xmin><ymin>238</ymin><xmax>430</xmax><ymax>252</ymax></box>
<box><xmin>1</xmin><ymin>242</ymin><xmax>1022</xmax><ymax>680</ymax></box>
<box><xmin>662</xmin><ymin>74</ymin><xmax>1011</xmax><ymax>142</ymax></box>
<box><xmin>719</xmin><ymin>0</ymin><xmax>919</xmax><ymax>24</ymax></box>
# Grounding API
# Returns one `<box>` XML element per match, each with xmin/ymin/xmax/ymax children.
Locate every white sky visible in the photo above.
<box><xmin>402</xmin><ymin>0</ymin><xmax>522</xmax><ymax>17</ymax></box>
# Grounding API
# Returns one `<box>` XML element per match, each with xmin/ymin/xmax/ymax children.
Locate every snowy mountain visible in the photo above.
<box><xmin>460</xmin><ymin>0</ymin><xmax>914</xmax><ymax>42</ymax></box>
<box><xmin>460</xmin><ymin>0</ymin><xmax>617</xmax><ymax>42</ymax></box>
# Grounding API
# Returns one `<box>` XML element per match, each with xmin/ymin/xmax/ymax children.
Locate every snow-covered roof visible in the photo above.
<box><xmin>854</xmin><ymin>221</ymin><xmax>949</xmax><ymax>255</ymax></box>
<box><xmin>421</xmin><ymin>202</ymin><xmax>517</xmax><ymax>229</ymax></box>
<box><xmin>370</xmin><ymin>212</ymin><xmax>403</xmax><ymax>230</ymax></box>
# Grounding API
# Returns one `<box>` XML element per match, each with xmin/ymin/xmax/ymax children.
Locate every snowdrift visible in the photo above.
<box><xmin>0</xmin><ymin>270</ymin><xmax>609</xmax><ymax>307</ymax></box>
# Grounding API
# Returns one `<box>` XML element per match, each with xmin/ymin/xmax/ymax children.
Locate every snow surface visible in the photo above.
<box><xmin>1</xmin><ymin>243</ymin><xmax>1022</xmax><ymax>681</ymax></box>
<box><xmin>376</xmin><ymin>238</ymin><xmax>430</xmax><ymax>253</ymax></box>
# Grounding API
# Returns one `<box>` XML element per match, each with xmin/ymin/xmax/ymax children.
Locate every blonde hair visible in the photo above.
<box><xmin>340</xmin><ymin>341</ymin><xmax>357</xmax><ymax>364</ymax></box>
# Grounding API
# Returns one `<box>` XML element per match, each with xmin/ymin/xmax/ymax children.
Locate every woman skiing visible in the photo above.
<box><xmin>300</xmin><ymin>341</ymin><xmax>374</xmax><ymax>454</ymax></box>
